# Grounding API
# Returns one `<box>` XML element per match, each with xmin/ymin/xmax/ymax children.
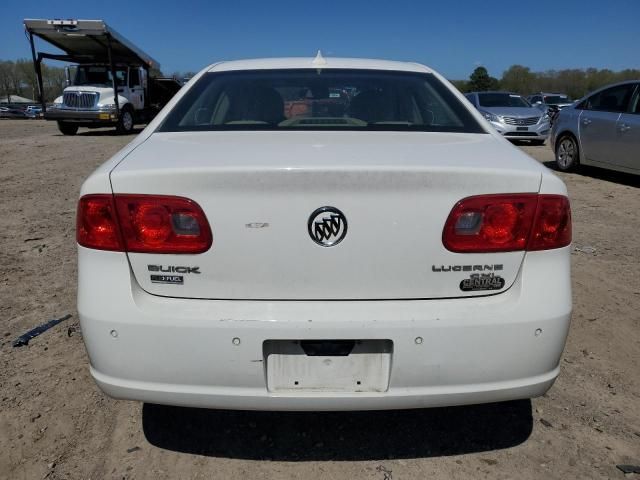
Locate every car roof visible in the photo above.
<box><xmin>206</xmin><ymin>57</ymin><xmax>433</xmax><ymax>74</ymax></box>
<box><xmin>589</xmin><ymin>80</ymin><xmax>640</xmax><ymax>89</ymax></box>
<box><xmin>467</xmin><ymin>91</ymin><xmax>522</xmax><ymax>95</ymax></box>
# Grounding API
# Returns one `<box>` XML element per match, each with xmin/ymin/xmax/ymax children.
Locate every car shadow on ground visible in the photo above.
<box><xmin>53</xmin><ymin>127</ymin><xmax>144</xmax><ymax>137</ymax></box>
<box><xmin>142</xmin><ymin>400</ymin><xmax>532</xmax><ymax>460</ymax></box>
<box><xmin>543</xmin><ymin>161</ymin><xmax>640</xmax><ymax>188</ymax></box>
<box><xmin>509</xmin><ymin>140</ymin><xmax>546</xmax><ymax>147</ymax></box>
<box><xmin>78</xmin><ymin>127</ymin><xmax>144</xmax><ymax>136</ymax></box>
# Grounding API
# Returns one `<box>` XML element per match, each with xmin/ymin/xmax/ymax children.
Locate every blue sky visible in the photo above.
<box><xmin>1</xmin><ymin>0</ymin><xmax>638</xmax><ymax>79</ymax></box>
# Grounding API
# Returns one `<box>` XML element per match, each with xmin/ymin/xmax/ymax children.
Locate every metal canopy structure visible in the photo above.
<box><xmin>24</xmin><ymin>19</ymin><xmax>159</xmax><ymax>68</ymax></box>
<box><xmin>24</xmin><ymin>18</ymin><xmax>160</xmax><ymax>113</ymax></box>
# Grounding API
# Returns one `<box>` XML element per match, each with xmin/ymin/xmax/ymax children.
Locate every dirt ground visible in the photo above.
<box><xmin>0</xmin><ymin>119</ymin><xmax>638</xmax><ymax>480</ymax></box>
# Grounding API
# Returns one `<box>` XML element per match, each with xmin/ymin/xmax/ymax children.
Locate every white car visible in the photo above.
<box><xmin>77</xmin><ymin>56</ymin><xmax>572</xmax><ymax>411</ymax></box>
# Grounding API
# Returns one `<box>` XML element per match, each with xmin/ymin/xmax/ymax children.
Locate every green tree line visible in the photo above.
<box><xmin>3</xmin><ymin>58</ymin><xmax>638</xmax><ymax>104</ymax></box>
<box><xmin>0</xmin><ymin>59</ymin><xmax>67</xmax><ymax>102</ymax></box>
<box><xmin>453</xmin><ymin>65</ymin><xmax>640</xmax><ymax>99</ymax></box>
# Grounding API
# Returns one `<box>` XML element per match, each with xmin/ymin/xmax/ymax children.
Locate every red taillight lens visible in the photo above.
<box><xmin>77</xmin><ymin>194</ymin><xmax>212</xmax><ymax>254</ymax></box>
<box><xmin>443</xmin><ymin>194</ymin><xmax>571</xmax><ymax>253</ymax></box>
<box><xmin>444</xmin><ymin>194</ymin><xmax>538</xmax><ymax>252</ymax></box>
<box><xmin>130</xmin><ymin>203</ymin><xmax>173</xmax><ymax>246</ymax></box>
<box><xmin>77</xmin><ymin>195</ymin><xmax>122</xmax><ymax>251</ymax></box>
<box><xmin>115</xmin><ymin>195</ymin><xmax>212</xmax><ymax>253</ymax></box>
<box><xmin>528</xmin><ymin>195</ymin><xmax>572</xmax><ymax>251</ymax></box>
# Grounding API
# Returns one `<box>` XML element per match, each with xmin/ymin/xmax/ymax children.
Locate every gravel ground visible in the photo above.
<box><xmin>1</xmin><ymin>120</ymin><xmax>638</xmax><ymax>480</ymax></box>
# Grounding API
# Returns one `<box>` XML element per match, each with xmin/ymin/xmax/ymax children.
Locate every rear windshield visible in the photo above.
<box><xmin>478</xmin><ymin>93</ymin><xmax>531</xmax><ymax>108</ymax></box>
<box><xmin>158</xmin><ymin>69</ymin><xmax>485</xmax><ymax>133</ymax></box>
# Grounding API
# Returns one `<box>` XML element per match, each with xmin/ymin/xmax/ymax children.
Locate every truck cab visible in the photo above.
<box><xmin>49</xmin><ymin>64</ymin><xmax>148</xmax><ymax>135</ymax></box>
<box><xmin>70</xmin><ymin>64</ymin><xmax>147</xmax><ymax>111</ymax></box>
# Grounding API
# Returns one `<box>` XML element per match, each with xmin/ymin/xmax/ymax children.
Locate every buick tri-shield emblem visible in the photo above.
<box><xmin>308</xmin><ymin>207</ymin><xmax>347</xmax><ymax>247</ymax></box>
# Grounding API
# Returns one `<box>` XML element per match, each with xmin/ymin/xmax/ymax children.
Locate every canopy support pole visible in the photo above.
<box><xmin>106</xmin><ymin>34</ymin><xmax>120</xmax><ymax>116</ymax></box>
<box><xmin>28</xmin><ymin>32</ymin><xmax>46</xmax><ymax>112</ymax></box>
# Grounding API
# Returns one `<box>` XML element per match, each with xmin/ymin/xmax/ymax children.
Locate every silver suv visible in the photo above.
<box><xmin>466</xmin><ymin>91</ymin><xmax>551</xmax><ymax>145</ymax></box>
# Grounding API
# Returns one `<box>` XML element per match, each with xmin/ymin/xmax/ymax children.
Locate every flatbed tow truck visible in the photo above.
<box><xmin>24</xmin><ymin>19</ymin><xmax>181</xmax><ymax>135</ymax></box>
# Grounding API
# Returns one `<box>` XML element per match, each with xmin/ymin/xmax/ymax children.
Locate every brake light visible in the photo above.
<box><xmin>77</xmin><ymin>195</ymin><xmax>122</xmax><ymax>251</ymax></box>
<box><xmin>443</xmin><ymin>194</ymin><xmax>571</xmax><ymax>253</ymax></box>
<box><xmin>528</xmin><ymin>195</ymin><xmax>572</xmax><ymax>251</ymax></box>
<box><xmin>77</xmin><ymin>194</ymin><xmax>212</xmax><ymax>254</ymax></box>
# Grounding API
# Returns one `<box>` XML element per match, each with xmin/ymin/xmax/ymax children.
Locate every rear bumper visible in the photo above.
<box><xmin>92</xmin><ymin>367</ymin><xmax>559</xmax><ymax>411</ymax></box>
<box><xmin>78</xmin><ymin>246</ymin><xmax>572</xmax><ymax>411</ymax></box>
<box><xmin>44</xmin><ymin>108</ymin><xmax>117</xmax><ymax>123</ymax></box>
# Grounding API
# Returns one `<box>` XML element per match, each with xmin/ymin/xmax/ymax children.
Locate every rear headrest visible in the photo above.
<box><xmin>246</xmin><ymin>86</ymin><xmax>285</xmax><ymax>125</ymax></box>
<box><xmin>349</xmin><ymin>89</ymin><xmax>395</xmax><ymax>123</ymax></box>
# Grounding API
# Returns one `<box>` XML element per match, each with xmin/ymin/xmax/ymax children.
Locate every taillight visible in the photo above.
<box><xmin>77</xmin><ymin>195</ymin><xmax>122</xmax><ymax>251</ymax></box>
<box><xmin>443</xmin><ymin>194</ymin><xmax>571</xmax><ymax>253</ymax></box>
<box><xmin>528</xmin><ymin>195</ymin><xmax>572</xmax><ymax>251</ymax></box>
<box><xmin>77</xmin><ymin>194</ymin><xmax>212</xmax><ymax>254</ymax></box>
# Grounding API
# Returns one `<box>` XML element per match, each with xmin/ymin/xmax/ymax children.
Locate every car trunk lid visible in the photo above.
<box><xmin>110</xmin><ymin>131</ymin><xmax>543</xmax><ymax>300</ymax></box>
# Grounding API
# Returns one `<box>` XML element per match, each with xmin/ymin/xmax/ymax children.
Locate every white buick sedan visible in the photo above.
<box><xmin>77</xmin><ymin>56</ymin><xmax>572</xmax><ymax>411</ymax></box>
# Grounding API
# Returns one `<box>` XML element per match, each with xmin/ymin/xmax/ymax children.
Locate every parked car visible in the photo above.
<box><xmin>528</xmin><ymin>93</ymin><xmax>573</xmax><ymax>110</ymax></box>
<box><xmin>25</xmin><ymin>105</ymin><xmax>43</xmax><ymax>118</ymax></box>
<box><xmin>77</xmin><ymin>56</ymin><xmax>572</xmax><ymax>411</ymax></box>
<box><xmin>0</xmin><ymin>106</ymin><xmax>27</xmax><ymax>119</ymax></box>
<box><xmin>551</xmin><ymin>80</ymin><xmax>639</xmax><ymax>174</ymax></box>
<box><xmin>465</xmin><ymin>91</ymin><xmax>550</xmax><ymax>145</ymax></box>
<box><xmin>528</xmin><ymin>93</ymin><xmax>573</xmax><ymax>126</ymax></box>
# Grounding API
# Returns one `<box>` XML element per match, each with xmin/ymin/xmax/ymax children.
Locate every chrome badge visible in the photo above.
<box><xmin>308</xmin><ymin>207</ymin><xmax>347</xmax><ymax>247</ymax></box>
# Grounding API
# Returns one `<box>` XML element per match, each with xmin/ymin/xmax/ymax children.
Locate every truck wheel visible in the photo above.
<box><xmin>57</xmin><ymin>122</ymin><xmax>78</xmax><ymax>136</ymax></box>
<box><xmin>116</xmin><ymin>107</ymin><xmax>135</xmax><ymax>134</ymax></box>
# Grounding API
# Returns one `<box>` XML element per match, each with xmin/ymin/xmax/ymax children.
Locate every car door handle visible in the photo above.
<box><xmin>618</xmin><ymin>123</ymin><xmax>631</xmax><ymax>133</ymax></box>
<box><xmin>582</xmin><ymin>118</ymin><xmax>592</xmax><ymax>126</ymax></box>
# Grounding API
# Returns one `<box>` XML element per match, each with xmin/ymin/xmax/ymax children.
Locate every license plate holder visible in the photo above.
<box><xmin>517</xmin><ymin>126</ymin><xmax>529</xmax><ymax>131</ymax></box>
<box><xmin>264</xmin><ymin>340</ymin><xmax>393</xmax><ymax>393</ymax></box>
